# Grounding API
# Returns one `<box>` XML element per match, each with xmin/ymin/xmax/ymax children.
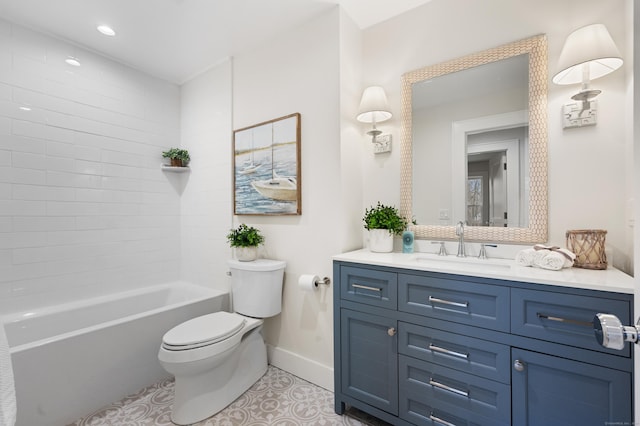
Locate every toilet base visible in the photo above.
<box><xmin>170</xmin><ymin>326</ymin><xmax>268</xmax><ymax>425</ymax></box>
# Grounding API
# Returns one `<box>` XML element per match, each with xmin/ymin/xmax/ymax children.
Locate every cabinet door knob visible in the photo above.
<box><xmin>513</xmin><ymin>359</ymin><xmax>525</xmax><ymax>372</ymax></box>
<box><xmin>387</xmin><ymin>327</ymin><xmax>396</xmax><ymax>336</ymax></box>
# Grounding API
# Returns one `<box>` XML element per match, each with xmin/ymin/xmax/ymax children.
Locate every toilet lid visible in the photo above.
<box><xmin>162</xmin><ymin>312</ymin><xmax>246</xmax><ymax>349</ymax></box>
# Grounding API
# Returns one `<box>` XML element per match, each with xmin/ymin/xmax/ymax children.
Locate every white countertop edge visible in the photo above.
<box><xmin>333</xmin><ymin>249</ymin><xmax>634</xmax><ymax>295</ymax></box>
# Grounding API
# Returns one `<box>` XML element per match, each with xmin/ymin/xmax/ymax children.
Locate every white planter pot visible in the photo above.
<box><xmin>369</xmin><ymin>229</ymin><xmax>394</xmax><ymax>253</ymax></box>
<box><xmin>235</xmin><ymin>246</ymin><xmax>258</xmax><ymax>261</ymax></box>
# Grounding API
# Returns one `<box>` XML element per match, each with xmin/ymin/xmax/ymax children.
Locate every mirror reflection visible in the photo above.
<box><xmin>412</xmin><ymin>54</ymin><xmax>529</xmax><ymax>228</ymax></box>
<box><xmin>400</xmin><ymin>35</ymin><xmax>548</xmax><ymax>243</ymax></box>
<box><xmin>466</xmin><ymin>125</ymin><xmax>528</xmax><ymax>227</ymax></box>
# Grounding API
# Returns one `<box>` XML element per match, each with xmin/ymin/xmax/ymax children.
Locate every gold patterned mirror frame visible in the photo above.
<box><xmin>400</xmin><ymin>35</ymin><xmax>548</xmax><ymax>243</ymax></box>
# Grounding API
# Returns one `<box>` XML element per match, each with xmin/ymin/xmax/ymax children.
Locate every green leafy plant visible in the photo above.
<box><xmin>363</xmin><ymin>202</ymin><xmax>408</xmax><ymax>236</ymax></box>
<box><xmin>226</xmin><ymin>224</ymin><xmax>264</xmax><ymax>248</ymax></box>
<box><xmin>162</xmin><ymin>148</ymin><xmax>190</xmax><ymax>163</ymax></box>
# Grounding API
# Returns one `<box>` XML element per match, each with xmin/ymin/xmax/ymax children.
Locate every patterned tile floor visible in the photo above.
<box><xmin>70</xmin><ymin>366</ymin><xmax>390</xmax><ymax>426</ymax></box>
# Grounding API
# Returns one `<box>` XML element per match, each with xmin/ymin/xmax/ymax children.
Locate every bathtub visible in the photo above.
<box><xmin>3</xmin><ymin>281</ymin><xmax>229</xmax><ymax>426</ymax></box>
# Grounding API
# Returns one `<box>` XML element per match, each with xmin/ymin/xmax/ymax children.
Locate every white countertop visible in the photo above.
<box><xmin>333</xmin><ymin>249</ymin><xmax>635</xmax><ymax>294</ymax></box>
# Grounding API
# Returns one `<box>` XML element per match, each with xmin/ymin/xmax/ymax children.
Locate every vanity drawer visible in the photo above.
<box><xmin>398</xmin><ymin>274</ymin><xmax>510</xmax><ymax>332</ymax></box>
<box><xmin>398</xmin><ymin>322</ymin><xmax>510</xmax><ymax>384</ymax></box>
<box><xmin>399</xmin><ymin>355</ymin><xmax>510</xmax><ymax>426</ymax></box>
<box><xmin>340</xmin><ymin>266</ymin><xmax>397</xmax><ymax>310</ymax></box>
<box><xmin>511</xmin><ymin>288</ymin><xmax>632</xmax><ymax>357</ymax></box>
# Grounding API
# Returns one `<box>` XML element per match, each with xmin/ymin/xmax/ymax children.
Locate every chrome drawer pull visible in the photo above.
<box><xmin>352</xmin><ymin>283</ymin><xmax>382</xmax><ymax>292</ymax></box>
<box><xmin>429</xmin><ymin>344</ymin><xmax>469</xmax><ymax>359</ymax></box>
<box><xmin>429</xmin><ymin>378</ymin><xmax>469</xmax><ymax>397</ymax></box>
<box><xmin>429</xmin><ymin>296</ymin><xmax>468</xmax><ymax>308</ymax></box>
<box><xmin>429</xmin><ymin>413</ymin><xmax>457</xmax><ymax>426</ymax></box>
<box><xmin>537</xmin><ymin>313</ymin><xmax>593</xmax><ymax>328</ymax></box>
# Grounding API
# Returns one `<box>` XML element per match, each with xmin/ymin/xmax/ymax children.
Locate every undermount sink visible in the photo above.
<box><xmin>412</xmin><ymin>253</ymin><xmax>513</xmax><ymax>271</ymax></box>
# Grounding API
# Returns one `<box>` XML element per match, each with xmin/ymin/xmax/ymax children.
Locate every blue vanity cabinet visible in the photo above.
<box><xmin>340</xmin><ymin>309</ymin><xmax>398</xmax><ymax>416</ymax></box>
<box><xmin>333</xmin><ymin>260</ymin><xmax>634</xmax><ymax>426</ymax></box>
<box><xmin>512</xmin><ymin>348</ymin><xmax>632</xmax><ymax>425</ymax></box>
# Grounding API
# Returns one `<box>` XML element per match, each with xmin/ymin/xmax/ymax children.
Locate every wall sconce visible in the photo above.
<box><xmin>552</xmin><ymin>23</ymin><xmax>623</xmax><ymax>128</ymax></box>
<box><xmin>357</xmin><ymin>86</ymin><xmax>392</xmax><ymax>153</ymax></box>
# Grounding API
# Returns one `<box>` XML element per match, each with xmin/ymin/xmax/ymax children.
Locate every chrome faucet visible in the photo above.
<box><xmin>478</xmin><ymin>243</ymin><xmax>497</xmax><ymax>259</ymax></box>
<box><xmin>455</xmin><ymin>221</ymin><xmax>466</xmax><ymax>257</ymax></box>
<box><xmin>432</xmin><ymin>241</ymin><xmax>447</xmax><ymax>256</ymax></box>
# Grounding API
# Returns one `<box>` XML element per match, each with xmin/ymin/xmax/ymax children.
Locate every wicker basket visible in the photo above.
<box><xmin>565</xmin><ymin>229</ymin><xmax>607</xmax><ymax>270</ymax></box>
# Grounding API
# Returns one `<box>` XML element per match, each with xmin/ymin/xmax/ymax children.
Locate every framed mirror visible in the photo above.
<box><xmin>400</xmin><ymin>35</ymin><xmax>548</xmax><ymax>243</ymax></box>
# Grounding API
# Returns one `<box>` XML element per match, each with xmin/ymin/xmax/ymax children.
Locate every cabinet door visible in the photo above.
<box><xmin>340</xmin><ymin>309</ymin><xmax>398</xmax><ymax>415</ymax></box>
<box><xmin>512</xmin><ymin>348</ymin><xmax>632</xmax><ymax>426</ymax></box>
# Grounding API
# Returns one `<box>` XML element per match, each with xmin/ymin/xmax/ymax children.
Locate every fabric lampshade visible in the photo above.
<box><xmin>357</xmin><ymin>86</ymin><xmax>392</xmax><ymax>123</ymax></box>
<box><xmin>552</xmin><ymin>23</ymin><xmax>623</xmax><ymax>86</ymax></box>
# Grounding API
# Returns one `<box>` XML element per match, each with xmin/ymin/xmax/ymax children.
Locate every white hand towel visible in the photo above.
<box><xmin>535</xmin><ymin>251</ymin><xmax>567</xmax><ymax>271</ymax></box>
<box><xmin>533</xmin><ymin>245</ymin><xmax>575</xmax><ymax>264</ymax></box>
<box><xmin>533</xmin><ymin>249</ymin><xmax>550</xmax><ymax>265</ymax></box>
<box><xmin>555</xmin><ymin>248</ymin><xmax>576</xmax><ymax>267</ymax></box>
<box><xmin>0</xmin><ymin>322</ymin><xmax>16</xmax><ymax>426</ymax></box>
<box><xmin>515</xmin><ymin>248</ymin><xmax>537</xmax><ymax>266</ymax></box>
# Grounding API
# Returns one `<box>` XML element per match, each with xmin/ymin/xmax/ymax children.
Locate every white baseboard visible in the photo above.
<box><xmin>266</xmin><ymin>344</ymin><xmax>334</xmax><ymax>392</ymax></box>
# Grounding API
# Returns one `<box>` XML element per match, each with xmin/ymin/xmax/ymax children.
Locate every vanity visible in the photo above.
<box><xmin>332</xmin><ymin>250</ymin><xmax>634</xmax><ymax>426</ymax></box>
<box><xmin>338</xmin><ymin>27</ymin><xmax>635</xmax><ymax>425</ymax></box>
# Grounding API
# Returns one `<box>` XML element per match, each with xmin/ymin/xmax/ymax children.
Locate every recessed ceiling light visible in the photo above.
<box><xmin>97</xmin><ymin>25</ymin><xmax>116</xmax><ymax>36</ymax></box>
<box><xmin>19</xmin><ymin>106</ymin><xmax>31</xmax><ymax>111</ymax></box>
<box><xmin>65</xmin><ymin>57</ymin><xmax>81</xmax><ymax>67</ymax></box>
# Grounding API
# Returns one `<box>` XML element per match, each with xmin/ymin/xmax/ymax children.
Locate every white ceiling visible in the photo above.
<box><xmin>0</xmin><ymin>0</ymin><xmax>432</xmax><ymax>84</ymax></box>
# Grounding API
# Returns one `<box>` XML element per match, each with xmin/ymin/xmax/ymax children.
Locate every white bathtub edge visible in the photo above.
<box><xmin>5</xmin><ymin>282</ymin><xmax>228</xmax><ymax>353</ymax></box>
<box><xmin>266</xmin><ymin>344</ymin><xmax>334</xmax><ymax>392</ymax></box>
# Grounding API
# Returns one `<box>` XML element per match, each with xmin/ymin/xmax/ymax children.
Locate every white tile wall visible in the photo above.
<box><xmin>179</xmin><ymin>60</ymin><xmax>233</xmax><ymax>291</ymax></box>
<box><xmin>0</xmin><ymin>19</ymin><xmax>182</xmax><ymax>310</ymax></box>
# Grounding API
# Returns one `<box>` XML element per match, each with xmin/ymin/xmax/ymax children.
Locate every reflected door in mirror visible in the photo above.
<box><xmin>466</xmin><ymin>126</ymin><xmax>528</xmax><ymax>228</ymax></box>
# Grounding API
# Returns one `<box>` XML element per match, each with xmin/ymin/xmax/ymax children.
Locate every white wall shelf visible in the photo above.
<box><xmin>161</xmin><ymin>164</ymin><xmax>191</xmax><ymax>173</ymax></box>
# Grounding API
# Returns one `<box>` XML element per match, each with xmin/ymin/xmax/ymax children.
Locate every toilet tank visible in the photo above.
<box><xmin>228</xmin><ymin>259</ymin><xmax>286</xmax><ymax>318</ymax></box>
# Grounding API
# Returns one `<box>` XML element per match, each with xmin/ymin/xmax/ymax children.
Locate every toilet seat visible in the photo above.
<box><xmin>162</xmin><ymin>312</ymin><xmax>246</xmax><ymax>351</ymax></box>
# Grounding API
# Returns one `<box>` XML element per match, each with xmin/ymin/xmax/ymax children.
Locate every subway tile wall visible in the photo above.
<box><xmin>0</xmin><ymin>19</ymin><xmax>182</xmax><ymax>311</ymax></box>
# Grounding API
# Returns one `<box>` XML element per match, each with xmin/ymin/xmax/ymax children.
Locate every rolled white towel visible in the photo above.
<box><xmin>555</xmin><ymin>248</ymin><xmax>575</xmax><ymax>267</ymax></box>
<box><xmin>515</xmin><ymin>248</ymin><xmax>536</xmax><ymax>266</ymax></box>
<box><xmin>533</xmin><ymin>244</ymin><xmax>575</xmax><ymax>267</ymax></box>
<box><xmin>0</xmin><ymin>322</ymin><xmax>16</xmax><ymax>426</ymax></box>
<box><xmin>533</xmin><ymin>249</ymin><xmax>550</xmax><ymax>265</ymax></box>
<box><xmin>535</xmin><ymin>251</ymin><xmax>567</xmax><ymax>271</ymax></box>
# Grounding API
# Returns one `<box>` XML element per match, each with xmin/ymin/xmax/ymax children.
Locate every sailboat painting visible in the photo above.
<box><xmin>233</xmin><ymin>113</ymin><xmax>301</xmax><ymax>215</ymax></box>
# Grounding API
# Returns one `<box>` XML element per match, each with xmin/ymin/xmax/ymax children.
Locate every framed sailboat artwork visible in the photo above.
<box><xmin>233</xmin><ymin>113</ymin><xmax>301</xmax><ymax>215</ymax></box>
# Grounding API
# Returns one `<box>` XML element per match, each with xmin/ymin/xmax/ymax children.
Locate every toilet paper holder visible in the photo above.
<box><xmin>316</xmin><ymin>277</ymin><xmax>331</xmax><ymax>286</ymax></box>
<box><xmin>298</xmin><ymin>274</ymin><xmax>331</xmax><ymax>291</ymax></box>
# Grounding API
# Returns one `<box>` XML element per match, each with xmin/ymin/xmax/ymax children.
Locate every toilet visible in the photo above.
<box><xmin>158</xmin><ymin>258</ymin><xmax>286</xmax><ymax>425</ymax></box>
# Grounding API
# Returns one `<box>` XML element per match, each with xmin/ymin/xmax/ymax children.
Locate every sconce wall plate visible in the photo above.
<box><xmin>563</xmin><ymin>100</ymin><xmax>597</xmax><ymax>129</ymax></box>
<box><xmin>373</xmin><ymin>134</ymin><xmax>392</xmax><ymax>154</ymax></box>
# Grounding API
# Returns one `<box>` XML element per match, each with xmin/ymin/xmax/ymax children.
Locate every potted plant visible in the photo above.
<box><xmin>162</xmin><ymin>148</ymin><xmax>191</xmax><ymax>167</ymax></box>
<box><xmin>363</xmin><ymin>202</ymin><xmax>408</xmax><ymax>253</ymax></box>
<box><xmin>226</xmin><ymin>223</ymin><xmax>264</xmax><ymax>261</ymax></box>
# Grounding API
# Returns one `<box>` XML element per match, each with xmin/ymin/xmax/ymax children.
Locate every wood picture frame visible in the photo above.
<box><xmin>233</xmin><ymin>113</ymin><xmax>301</xmax><ymax>215</ymax></box>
